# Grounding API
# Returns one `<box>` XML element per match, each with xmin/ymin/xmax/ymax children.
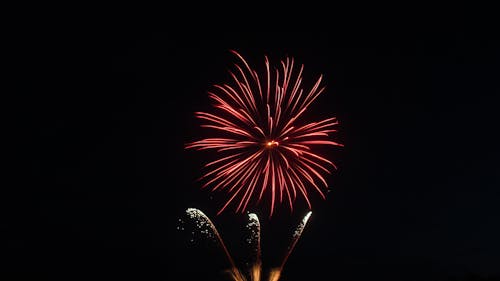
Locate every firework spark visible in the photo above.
<box><xmin>269</xmin><ymin>210</ymin><xmax>312</xmax><ymax>281</ymax></box>
<box><xmin>185</xmin><ymin>208</ymin><xmax>246</xmax><ymax>280</ymax></box>
<box><xmin>181</xmin><ymin>208</ymin><xmax>312</xmax><ymax>281</ymax></box>
<box><xmin>186</xmin><ymin>50</ymin><xmax>343</xmax><ymax>216</ymax></box>
<box><xmin>246</xmin><ymin>213</ymin><xmax>262</xmax><ymax>281</ymax></box>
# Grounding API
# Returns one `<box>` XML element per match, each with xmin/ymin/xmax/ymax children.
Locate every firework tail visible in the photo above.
<box><xmin>269</xmin><ymin>211</ymin><xmax>313</xmax><ymax>281</ymax></box>
<box><xmin>185</xmin><ymin>208</ymin><xmax>245</xmax><ymax>280</ymax></box>
<box><xmin>268</xmin><ymin>269</ymin><xmax>281</xmax><ymax>281</ymax></box>
<box><xmin>226</xmin><ymin>268</ymin><xmax>248</xmax><ymax>281</ymax></box>
<box><xmin>247</xmin><ymin>213</ymin><xmax>262</xmax><ymax>281</ymax></box>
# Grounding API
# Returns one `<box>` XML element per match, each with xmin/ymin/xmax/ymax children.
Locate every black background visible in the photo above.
<box><xmin>8</xmin><ymin>13</ymin><xmax>500</xmax><ymax>281</ymax></box>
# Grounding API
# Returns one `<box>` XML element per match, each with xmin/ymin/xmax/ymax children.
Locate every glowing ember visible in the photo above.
<box><xmin>266</xmin><ymin>140</ymin><xmax>279</xmax><ymax>148</ymax></box>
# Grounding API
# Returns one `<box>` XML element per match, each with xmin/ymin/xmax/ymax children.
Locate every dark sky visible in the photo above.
<box><xmin>9</xmin><ymin>17</ymin><xmax>500</xmax><ymax>281</ymax></box>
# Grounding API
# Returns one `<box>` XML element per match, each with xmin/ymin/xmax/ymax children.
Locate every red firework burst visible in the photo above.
<box><xmin>186</xmin><ymin>50</ymin><xmax>343</xmax><ymax>216</ymax></box>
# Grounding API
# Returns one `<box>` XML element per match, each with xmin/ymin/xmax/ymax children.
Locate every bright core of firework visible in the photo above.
<box><xmin>266</xmin><ymin>140</ymin><xmax>279</xmax><ymax>148</ymax></box>
<box><xmin>186</xmin><ymin>50</ymin><xmax>343</xmax><ymax>216</ymax></box>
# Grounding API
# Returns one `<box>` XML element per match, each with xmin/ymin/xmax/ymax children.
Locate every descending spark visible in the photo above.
<box><xmin>186</xmin><ymin>50</ymin><xmax>343</xmax><ymax>216</ymax></box>
<box><xmin>246</xmin><ymin>213</ymin><xmax>262</xmax><ymax>281</ymax></box>
<box><xmin>269</xmin><ymin>211</ymin><xmax>313</xmax><ymax>281</ymax></box>
<box><xmin>281</xmin><ymin>211</ymin><xmax>312</xmax><ymax>270</ymax></box>
<box><xmin>185</xmin><ymin>208</ymin><xmax>246</xmax><ymax>281</ymax></box>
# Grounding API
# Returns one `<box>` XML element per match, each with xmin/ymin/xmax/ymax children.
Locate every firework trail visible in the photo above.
<box><xmin>186</xmin><ymin>50</ymin><xmax>343</xmax><ymax>216</ymax></box>
<box><xmin>269</xmin><ymin>211</ymin><xmax>312</xmax><ymax>281</ymax></box>
<box><xmin>246</xmin><ymin>213</ymin><xmax>262</xmax><ymax>281</ymax></box>
<box><xmin>185</xmin><ymin>208</ymin><xmax>246</xmax><ymax>281</ymax></box>
<box><xmin>182</xmin><ymin>208</ymin><xmax>312</xmax><ymax>281</ymax></box>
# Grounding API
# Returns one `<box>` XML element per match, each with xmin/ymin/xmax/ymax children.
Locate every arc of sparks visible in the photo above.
<box><xmin>185</xmin><ymin>208</ymin><xmax>246</xmax><ymax>281</ymax></box>
<box><xmin>247</xmin><ymin>213</ymin><xmax>262</xmax><ymax>281</ymax></box>
<box><xmin>270</xmin><ymin>210</ymin><xmax>312</xmax><ymax>281</ymax></box>
<box><xmin>183</xmin><ymin>208</ymin><xmax>312</xmax><ymax>281</ymax></box>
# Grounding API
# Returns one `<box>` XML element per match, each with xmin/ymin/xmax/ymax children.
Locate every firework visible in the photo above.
<box><xmin>246</xmin><ymin>213</ymin><xmax>262</xmax><ymax>281</ymax></box>
<box><xmin>185</xmin><ymin>208</ymin><xmax>246</xmax><ymax>280</ymax></box>
<box><xmin>180</xmin><ymin>208</ymin><xmax>312</xmax><ymax>281</ymax></box>
<box><xmin>186</xmin><ymin>50</ymin><xmax>343</xmax><ymax>216</ymax></box>
<box><xmin>269</xmin><ymin>211</ymin><xmax>312</xmax><ymax>281</ymax></box>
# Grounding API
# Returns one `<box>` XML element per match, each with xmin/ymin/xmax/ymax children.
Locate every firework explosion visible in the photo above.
<box><xmin>186</xmin><ymin>50</ymin><xmax>343</xmax><ymax>216</ymax></box>
<box><xmin>181</xmin><ymin>208</ymin><xmax>312</xmax><ymax>281</ymax></box>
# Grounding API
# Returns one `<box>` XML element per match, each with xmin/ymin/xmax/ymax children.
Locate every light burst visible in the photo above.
<box><xmin>186</xmin><ymin>50</ymin><xmax>343</xmax><ymax>216</ymax></box>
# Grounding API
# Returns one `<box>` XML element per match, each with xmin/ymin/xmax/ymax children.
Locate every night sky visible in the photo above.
<box><xmin>9</xmin><ymin>18</ymin><xmax>500</xmax><ymax>281</ymax></box>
